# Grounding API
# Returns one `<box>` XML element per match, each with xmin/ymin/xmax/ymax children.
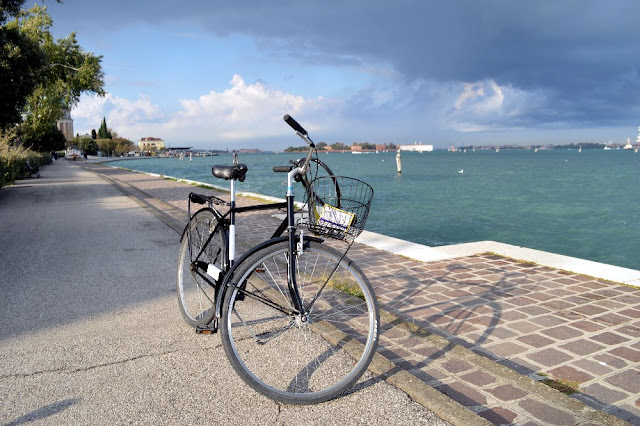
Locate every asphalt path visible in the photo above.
<box><xmin>0</xmin><ymin>160</ymin><xmax>447</xmax><ymax>425</ymax></box>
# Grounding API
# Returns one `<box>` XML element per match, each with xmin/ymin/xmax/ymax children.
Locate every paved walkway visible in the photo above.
<box><xmin>82</xmin><ymin>161</ymin><xmax>639</xmax><ymax>424</ymax></box>
<box><xmin>0</xmin><ymin>160</ymin><xmax>447</xmax><ymax>425</ymax></box>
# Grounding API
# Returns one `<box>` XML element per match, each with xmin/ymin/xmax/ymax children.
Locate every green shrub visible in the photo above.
<box><xmin>0</xmin><ymin>130</ymin><xmax>51</xmax><ymax>187</ymax></box>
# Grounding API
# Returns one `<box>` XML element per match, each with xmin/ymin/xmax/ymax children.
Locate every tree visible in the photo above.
<box><xmin>77</xmin><ymin>136</ymin><xmax>97</xmax><ymax>155</ymax></box>
<box><xmin>331</xmin><ymin>142</ymin><xmax>346</xmax><ymax>150</ymax></box>
<box><xmin>98</xmin><ymin>116</ymin><xmax>111</xmax><ymax>139</ymax></box>
<box><xmin>1</xmin><ymin>2</ymin><xmax>105</xmax><ymax>151</ymax></box>
<box><xmin>91</xmin><ymin>129</ymin><xmax>97</xmax><ymax>139</ymax></box>
<box><xmin>114</xmin><ymin>138</ymin><xmax>134</xmax><ymax>156</ymax></box>
<box><xmin>0</xmin><ymin>2</ymin><xmax>46</xmax><ymax>127</ymax></box>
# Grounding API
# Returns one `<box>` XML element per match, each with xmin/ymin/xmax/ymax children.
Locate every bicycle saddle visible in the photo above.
<box><xmin>212</xmin><ymin>164</ymin><xmax>248</xmax><ymax>182</ymax></box>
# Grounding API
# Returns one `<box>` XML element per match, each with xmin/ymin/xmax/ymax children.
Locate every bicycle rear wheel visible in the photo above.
<box><xmin>220</xmin><ymin>240</ymin><xmax>379</xmax><ymax>404</ymax></box>
<box><xmin>177</xmin><ymin>208</ymin><xmax>227</xmax><ymax>327</ymax></box>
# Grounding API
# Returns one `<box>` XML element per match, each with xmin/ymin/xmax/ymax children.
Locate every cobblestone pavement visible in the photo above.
<box><xmin>85</xmin><ymin>162</ymin><xmax>639</xmax><ymax>425</ymax></box>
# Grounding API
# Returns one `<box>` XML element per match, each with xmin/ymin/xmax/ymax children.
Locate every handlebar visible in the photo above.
<box><xmin>283</xmin><ymin>114</ymin><xmax>314</xmax><ymax>148</ymax></box>
<box><xmin>273</xmin><ymin>165</ymin><xmax>294</xmax><ymax>173</ymax></box>
<box><xmin>276</xmin><ymin>114</ymin><xmax>316</xmax><ymax>178</ymax></box>
<box><xmin>283</xmin><ymin>114</ymin><xmax>308</xmax><ymax>136</ymax></box>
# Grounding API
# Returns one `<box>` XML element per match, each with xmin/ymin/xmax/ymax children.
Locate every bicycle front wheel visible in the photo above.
<box><xmin>177</xmin><ymin>208</ymin><xmax>227</xmax><ymax>327</ymax></box>
<box><xmin>220</xmin><ymin>240</ymin><xmax>379</xmax><ymax>404</ymax></box>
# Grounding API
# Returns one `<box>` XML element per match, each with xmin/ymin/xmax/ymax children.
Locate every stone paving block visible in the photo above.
<box><xmin>460</xmin><ymin>370</ymin><xmax>496</xmax><ymax>387</ymax></box>
<box><xmin>530</xmin><ymin>315</ymin><xmax>566</xmax><ymax>328</ymax></box>
<box><xmin>547</xmin><ymin>365</ymin><xmax>594</xmax><ymax>383</ymax></box>
<box><xmin>487</xmin><ymin>384</ymin><xmax>527</xmax><ymax>401</ymax></box>
<box><xmin>486</xmin><ymin>326</ymin><xmax>518</xmax><ymax>340</ymax></box>
<box><xmin>525</xmin><ymin>348</ymin><xmax>573</xmax><ymax>367</ymax></box>
<box><xmin>572</xmin><ymin>359</ymin><xmax>613</xmax><ymax>376</ymax></box>
<box><xmin>608</xmin><ymin>347</ymin><xmax>640</xmax><ymax>362</ymax></box>
<box><xmin>605</xmin><ymin>369</ymin><xmax>640</xmax><ymax>393</ymax></box>
<box><xmin>619</xmin><ymin>308</ymin><xmax>640</xmax><ymax>319</ymax></box>
<box><xmin>582</xmin><ymin>383</ymin><xmax>629</xmax><ymax>405</ymax></box>
<box><xmin>614</xmin><ymin>294</ymin><xmax>640</xmax><ymax>304</ymax></box>
<box><xmin>506</xmin><ymin>320</ymin><xmax>542</xmax><ymax>333</ymax></box>
<box><xmin>485</xmin><ymin>341</ymin><xmax>529</xmax><ymax>359</ymax></box>
<box><xmin>566</xmin><ymin>320</ymin><xmax>605</xmax><ymax>333</ymax></box>
<box><xmin>571</xmin><ymin>304</ymin><xmax>608</xmax><ymax>316</ymax></box>
<box><xmin>558</xmin><ymin>339</ymin><xmax>605</xmax><ymax>356</ymax></box>
<box><xmin>550</xmin><ymin>309</ymin><xmax>585</xmax><ymax>321</ymax></box>
<box><xmin>518</xmin><ymin>399</ymin><xmax>576</xmax><ymax>425</ymax></box>
<box><xmin>477</xmin><ymin>407</ymin><xmax>518</xmax><ymax>424</ymax></box>
<box><xmin>435</xmin><ymin>381</ymin><xmax>487</xmax><ymax>407</ymax></box>
<box><xmin>594</xmin><ymin>312</ymin><xmax>632</xmax><ymax>327</ymax></box>
<box><xmin>540</xmin><ymin>325</ymin><xmax>584</xmax><ymax>340</ymax></box>
<box><xmin>579</xmin><ymin>281</ymin><xmax>608</xmax><ymax>289</ymax></box>
<box><xmin>516</xmin><ymin>305</ymin><xmax>551</xmax><ymax>316</ymax></box>
<box><xmin>517</xmin><ymin>333</ymin><xmax>556</xmax><ymax>348</ymax></box>
<box><xmin>594</xmin><ymin>353</ymin><xmax>628</xmax><ymax>369</ymax></box>
<box><xmin>441</xmin><ymin>359</ymin><xmax>474</xmax><ymax>374</ymax></box>
<box><xmin>617</xmin><ymin>324</ymin><xmax>640</xmax><ymax>338</ymax></box>
<box><xmin>590</xmin><ymin>331</ymin><xmax>630</xmax><ymax>345</ymax></box>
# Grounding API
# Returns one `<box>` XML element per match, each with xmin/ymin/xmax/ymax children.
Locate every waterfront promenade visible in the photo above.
<box><xmin>2</xmin><ymin>159</ymin><xmax>639</xmax><ymax>425</ymax></box>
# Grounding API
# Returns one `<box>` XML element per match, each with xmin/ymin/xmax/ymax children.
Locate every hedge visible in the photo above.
<box><xmin>1</xmin><ymin>136</ymin><xmax>51</xmax><ymax>188</ymax></box>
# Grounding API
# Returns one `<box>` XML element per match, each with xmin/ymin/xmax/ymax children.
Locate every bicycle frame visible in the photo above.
<box><xmin>188</xmin><ymin>114</ymin><xmax>323</xmax><ymax>331</ymax></box>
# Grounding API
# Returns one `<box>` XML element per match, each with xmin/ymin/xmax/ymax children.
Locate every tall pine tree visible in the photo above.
<box><xmin>98</xmin><ymin>117</ymin><xmax>111</xmax><ymax>139</ymax></box>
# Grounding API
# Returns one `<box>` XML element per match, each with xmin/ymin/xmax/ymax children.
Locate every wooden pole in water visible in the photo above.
<box><xmin>396</xmin><ymin>149</ymin><xmax>402</xmax><ymax>173</ymax></box>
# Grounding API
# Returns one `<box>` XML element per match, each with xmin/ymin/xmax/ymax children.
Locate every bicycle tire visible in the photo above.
<box><xmin>177</xmin><ymin>208</ymin><xmax>227</xmax><ymax>327</ymax></box>
<box><xmin>220</xmin><ymin>240</ymin><xmax>379</xmax><ymax>404</ymax></box>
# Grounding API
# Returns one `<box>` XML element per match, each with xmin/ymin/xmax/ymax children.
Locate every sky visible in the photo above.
<box><xmin>44</xmin><ymin>0</ymin><xmax>640</xmax><ymax>150</ymax></box>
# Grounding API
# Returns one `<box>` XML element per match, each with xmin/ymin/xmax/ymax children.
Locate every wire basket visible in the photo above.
<box><xmin>305</xmin><ymin>176</ymin><xmax>374</xmax><ymax>243</ymax></box>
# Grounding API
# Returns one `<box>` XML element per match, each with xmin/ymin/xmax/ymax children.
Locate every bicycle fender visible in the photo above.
<box><xmin>213</xmin><ymin>235</ymin><xmax>324</xmax><ymax>319</ymax></box>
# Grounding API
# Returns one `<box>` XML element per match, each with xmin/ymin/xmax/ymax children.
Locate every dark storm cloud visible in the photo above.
<box><xmin>50</xmin><ymin>0</ymin><xmax>640</xmax><ymax>127</ymax></box>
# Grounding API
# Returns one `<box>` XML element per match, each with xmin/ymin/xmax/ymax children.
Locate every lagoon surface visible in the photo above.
<box><xmin>110</xmin><ymin>149</ymin><xmax>640</xmax><ymax>270</ymax></box>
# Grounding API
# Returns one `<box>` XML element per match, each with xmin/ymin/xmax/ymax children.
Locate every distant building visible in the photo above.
<box><xmin>57</xmin><ymin>108</ymin><xmax>74</xmax><ymax>140</ymax></box>
<box><xmin>350</xmin><ymin>144</ymin><xmax>362</xmax><ymax>151</ymax></box>
<box><xmin>399</xmin><ymin>144</ymin><xmax>434</xmax><ymax>152</ymax></box>
<box><xmin>139</xmin><ymin>137</ymin><xmax>165</xmax><ymax>152</ymax></box>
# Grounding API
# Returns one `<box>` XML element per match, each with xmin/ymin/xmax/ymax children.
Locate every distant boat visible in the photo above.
<box><xmin>604</xmin><ymin>144</ymin><xmax>612</xmax><ymax>150</ymax></box>
<box><xmin>578</xmin><ymin>145</ymin><xmax>582</xmax><ymax>153</ymax></box>
<box><xmin>496</xmin><ymin>147</ymin><xmax>500</xmax><ymax>152</ymax></box>
<box><xmin>623</xmin><ymin>138</ymin><xmax>633</xmax><ymax>150</ymax></box>
<box><xmin>534</xmin><ymin>146</ymin><xmax>538</xmax><ymax>153</ymax></box>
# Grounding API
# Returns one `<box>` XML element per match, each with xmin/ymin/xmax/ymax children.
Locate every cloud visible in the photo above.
<box><xmin>72</xmin><ymin>93</ymin><xmax>166</xmax><ymax>136</ymax></box>
<box><xmin>447</xmin><ymin>80</ymin><xmax>549</xmax><ymax>132</ymax></box>
<box><xmin>72</xmin><ymin>75</ymin><xmax>338</xmax><ymax>148</ymax></box>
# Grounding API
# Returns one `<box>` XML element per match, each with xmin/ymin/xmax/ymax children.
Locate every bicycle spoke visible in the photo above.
<box><xmin>221</xmin><ymin>241</ymin><xmax>378</xmax><ymax>404</ymax></box>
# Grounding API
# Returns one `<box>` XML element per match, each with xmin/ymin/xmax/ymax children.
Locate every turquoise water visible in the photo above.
<box><xmin>110</xmin><ymin>150</ymin><xmax>640</xmax><ymax>270</ymax></box>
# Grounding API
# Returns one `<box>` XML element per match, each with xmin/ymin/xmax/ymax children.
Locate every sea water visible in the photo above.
<box><xmin>109</xmin><ymin>149</ymin><xmax>640</xmax><ymax>270</ymax></box>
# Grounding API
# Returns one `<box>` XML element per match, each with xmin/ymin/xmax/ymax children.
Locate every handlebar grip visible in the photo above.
<box><xmin>283</xmin><ymin>114</ymin><xmax>307</xmax><ymax>136</ymax></box>
<box><xmin>273</xmin><ymin>166</ymin><xmax>294</xmax><ymax>173</ymax></box>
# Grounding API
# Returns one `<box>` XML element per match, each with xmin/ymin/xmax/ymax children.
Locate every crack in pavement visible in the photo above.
<box><xmin>0</xmin><ymin>345</ymin><xmax>221</xmax><ymax>380</ymax></box>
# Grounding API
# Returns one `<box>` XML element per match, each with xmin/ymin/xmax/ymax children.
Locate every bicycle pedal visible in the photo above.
<box><xmin>195</xmin><ymin>326</ymin><xmax>217</xmax><ymax>335</ymax></box>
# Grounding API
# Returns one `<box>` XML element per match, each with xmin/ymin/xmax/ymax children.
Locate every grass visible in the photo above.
<box><xmin>329</xmin><ymin>277</ymin><xmax>365</xmax><ymax>301</ymax></box>
<box><xmin>537</xmin><ymin>372</ymin><xmax>580</xmax><ymax>395</ymax></box>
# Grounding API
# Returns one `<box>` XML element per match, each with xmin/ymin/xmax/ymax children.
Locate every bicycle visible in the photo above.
<box><xmin>176</xmin><ymin>115</ymin><xmax>379</xmax><ymax>404</ymax></box>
